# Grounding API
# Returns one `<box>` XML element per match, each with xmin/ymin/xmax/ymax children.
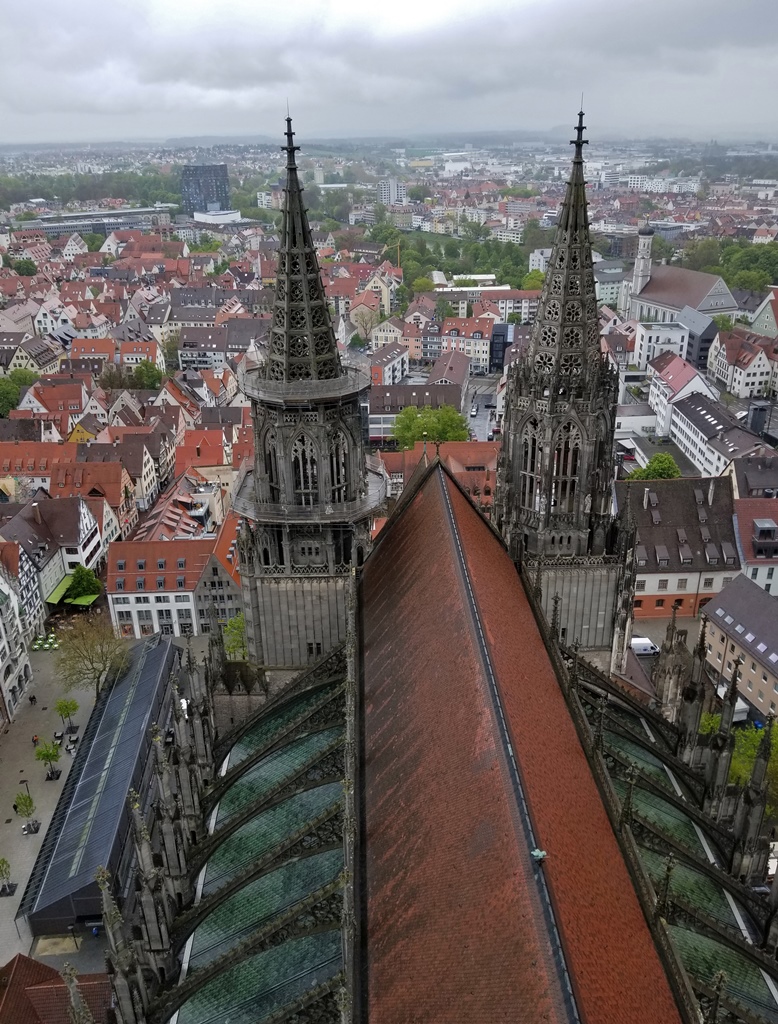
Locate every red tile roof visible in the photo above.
<box><xmin>106</xmin><ymin>538</ymin><xmax>214</xmax><ymax>592</ymax></box>
<box><xmin>0</xmin><ymin>954</ymin><xmax>112</xmax><ymax>1024</ymax></box>
<box><xmin>0</xmin><ymin>441</ymin><xmax>77</xmax><ymax>475</ymax></box>
<box><xmin>213</xmin><ymin>511</ymin><xmax>241</xmax><ymax>584</ymax></box>
<box><xmin>361</xmin><ymin>462</ymin><xmax>683</xmax><ymax>1024</ymax></box>
<box><xmin>735</xmin><ymin>497</ymin><xmax>778</xmax><ymax>564</ymax></box>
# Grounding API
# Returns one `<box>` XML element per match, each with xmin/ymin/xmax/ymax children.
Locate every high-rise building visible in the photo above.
<box><xmin>494</xmin><ymin>112</ymin><xmax>634</xmax><ymax>664</ymax></box>
<box><xmin>378</xmin><ymin>178</ymin><xmax>406</xmax><ymax>205</ymax></box>
<box><xmin>180</xmin><ymin>164</ymin><xmax>230</xmax><ymax>216</ymax></box>
<box><xmin>233</xmin><ymin>119</ymin><xmax>385</xmax><ymax>677</ymax></box>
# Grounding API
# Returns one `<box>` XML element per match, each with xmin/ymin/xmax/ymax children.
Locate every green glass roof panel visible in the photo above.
<box><xmin>606</xmin><ymin>701</ymin><xmax>674</xmax><ymax>752</ymax></box>
<box><xmin>203</xmin><ymin>782</ymin><xmax>342</xmax><ymax>896</ymax></box>
<box><xmin>188</xmin><ymin>849</ymin><xmax>343</xmax><ymax>972</ymax></box>
<box><xmin>217</xmin><ymin>727</ymin><xmax>343</xmax><ymax>827</ymax></box>
<box><xmin>228</xmin><ymin>683</ymin><xmax>341</xmax><ymax>769</ymax></box>
<box><xmin>612</xmin><ymin>777</ymin><xmax>709</xmax><ymax>857</ymax></box>
<box><xmin>669</xmin><ymin>926</ymin><xmax>778</xmax><ymax>1022</ymax></box>
<box><xmin>639</xmin><ymin>847</ymin><xmax>742</xmax><ymax>931</ymax></box>
<box><xmin>606</xmin><ymin>731</ymin><xmax>672</xmax><ymax>790</ymax></box>
<box><xmin>175</xmin><ymin>930</ymin><xmax>342</xmax><ymax>1024</ymax></box>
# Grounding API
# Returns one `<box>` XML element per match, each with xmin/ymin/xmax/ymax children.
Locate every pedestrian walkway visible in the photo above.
<box><xmin>0</xmin><ymin>651</ymin><xmax>96</xmax><ymax>961</ymax></box>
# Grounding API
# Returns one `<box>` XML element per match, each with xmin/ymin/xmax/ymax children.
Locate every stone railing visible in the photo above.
<box><xmin>238</xmin><ymin>361</ymin><xmax>370</xmax><ymax>403</ymax></box>
<box><xmin>232</xmin><ymin>469</ymin><xmax>386</xmax><ymax>525</ymax></box>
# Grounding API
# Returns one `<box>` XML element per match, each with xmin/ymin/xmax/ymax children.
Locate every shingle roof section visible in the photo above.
<box><xmin>708</xmin><ymin>574</ymin><xmax>778</xmax><ymax>674</ymax></box>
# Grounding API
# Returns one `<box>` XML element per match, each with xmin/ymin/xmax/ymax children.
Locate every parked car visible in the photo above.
<box><xmin>631</xmin><ymin>637</ymin><xmax>660</xmax><ymax>656</ymax></box>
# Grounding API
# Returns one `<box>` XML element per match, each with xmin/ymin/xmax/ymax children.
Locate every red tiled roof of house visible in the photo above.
<box><xmin>0</xmin><ymin>954</ymin><xmax>60</xmax><ymax>1024</ymax></box>
<box><xmin>649</xmin><ymin>352</ymin><xmax>700</xmax><ymax>395</ymax></box>
<box><xmin>361</xmin><ymin>462</ymin><xmax>683</xmax><ymax>1024</ymax></box>
<box><xmin>0</xmin><ymin>441</ymin><xmax>77</xmax><ymax>475</ymax></box>
<box><xmin>0</xmin><ymin>954</ymin><xmax>112</xmax><ymax>1024</ymax></box>
<box><xmin>48</xmin><ymin>460</ymin><xmax>130</xmax><ymax>508</ymax></box>
<box><xmin>212</xmin><ymin>511</ymin><xmax>242</xmax><ymax>584</ymax></box>
<box><xmin>106</xmin><ymin>537</ymin><xmax>214</xmax><ymax>592</ymax></box>
<box><xmin>70</xmin><ymin>337</ymin><xmax>115</xmax><ymax>360</ymax></box>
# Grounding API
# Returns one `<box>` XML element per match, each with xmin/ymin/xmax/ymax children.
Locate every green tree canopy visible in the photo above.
<box><xmin>0</xmin><ymin>379</ymin><xmax>21</xmax><ymax>418</ymax></box>
<box><xmin>407</xmin><ymin>185</ymin><xmax>428</xmax><ymax>202</ymax></box>
<box><xmin>435</xmin><ymin>298</ymin><xmax>454</xmax><ymax>320</ymax></box>
<box><xmin>57</xmin><ymin>616</ymin><xmax>129</xmax><ymax>699</ymax></box>
<box><xmin>15</xmin><ymin>792</ymin><xmax>35</xmax><ymax>822</ymax></box>
<box><xmin>82</xmin><ymin>232</ymin><xmax>105</xmax><ymax>252</ymax></box>
<box><xmin>8</xmin><ymin>368</ymin><xmax>38</xmax><ymax>388</ymax></box>
<box><xmin>411</xmin><ymin>276</ymin><xmax>434</xmax><ymax>294</ymax></box>
<box><xmin>54</xmin><ymin>697</ymin><xmax>79</xmax><ymax>730</ymax></box>
<box><xmin>12</xmin><ymin>258</ymin><xmax>37</xmax><ymax>277</ymax></box>
<box><xmin>392</xmin><ymin>404</ymin><xmax>470</xmax><ymax>449</ymax></box>
<box><xmin>701</xmin><ymin>715</ymin><xmax>778</xmax><ymax>816</ymax></box>
<box><xmin>0</xmin><ymin>857</ymin><xmax>11</xmax><ymax>893</ymax></box>
<box><xmin>223</xmin><ymin>612</ymin><xmax>248</xmax><ymax>660</ymax></box>
<box><xmin>35</xmin><ymin>741</ymin><xmax>61</xmax><ymax>774</ymax></box>
<box><xmin>66</xmin><ymin>565</ymin><xmax>102</xmax><ymax>600</ymax></box>
<box><xmin>627</xmin><ymin>453</ymin><xmax>681</xmax><ymax>480</ymax></box>
<box><xmin>521</xmin><ymin>269</ymin><xmax>545</xmax><ymax>290</ymax></box>
<box><xmin>131</xmin><ymin>360</ymin><xmax>164</xmax><ymax>390</ymax></box>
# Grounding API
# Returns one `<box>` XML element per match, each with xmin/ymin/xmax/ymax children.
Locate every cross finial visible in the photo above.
<box><xmin>570</xmin><ymin>109</ymin><xmax>588</xmax><ymax>161</ymax></box>
<box><xmin>283</xmin><ymin>115</ymin><xmax>300</xmax><ymax>170</ymax></box>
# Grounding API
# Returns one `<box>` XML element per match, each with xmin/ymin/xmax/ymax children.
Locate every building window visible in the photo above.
<box><xmin>658</xmin><ymin>579</ymin><xmax>668</xmax><ymax>590</ymax></box>
<box><xmin>292</xmin><ymin>433</ymin><xmax>319</xmax><ymax>506</ymax></box>
<box><xmin>116</xmin><ymin>578</ymin><xmax>125</xmax><ymax>591</ymax></box>
<box><xmin>633</xmin><ymin>599</ymin><xmax>643</xmax><ymax>609</ymax></box>
<box><xmin>137</xmin><ymin>560</ymin><xmax>145</xmax><ymax>570</ymax></box>
<box><xmin>175</xmin><ymin>595</ymin><xmax>190</xmax><ymax>603</ymax></box>
<box><xmin>751</xmin><ymin>568</ymin><xmax>759</xmax><ymax>580</ymax></box>
<box><xmin>677</xmin><ymin>578</ymin><xmax>687</xmax><ymax>590</ymax></box>
<box><xmin>759</xmin><ymin>691</ymin><xmax>765</xmax><ymax>701</ymax></box>
<box><xmin>157</xmin><ymin>577</ymin><xmax>165</xmax><ymax>590</ymax></box>
<box><xmin>703</xmin><ymin>577</ymin><xmax>714</xmax><ymax>589</ymax></box>
<box><xmin>655</xmin><ymin>599</ymin><xmax>665</xmax><ymax>608</ymax></box>
<box><xmin>136</xmin><ymin>579</ymin><xmax>145</xmax><ymax>591</ymax></box>
<box><xmin>177</xmin><ymin>577</ymin><xmax>185</xmax><ymax>589</ymax></box>
<box><xmin>158</xmin><ymin>560</ymin><xmax>166</xmax><ymax>570</ymax></box>
<box><xmin>177</xmin><ymin>559</ymin><xmax>185</xmax><ymax>569</ymax></box>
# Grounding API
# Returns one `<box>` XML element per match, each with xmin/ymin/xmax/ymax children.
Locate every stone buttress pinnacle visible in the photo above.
<box><xmin>265</xmin><ymin>116</ymin><xmax>342</xmax><ymax>383</ymax></box>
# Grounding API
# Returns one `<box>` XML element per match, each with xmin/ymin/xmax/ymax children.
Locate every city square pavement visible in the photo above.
<box><xmin>0</xmin><ymin>648</ymin><xmax>97</xmax><ymax>964</ymax></box>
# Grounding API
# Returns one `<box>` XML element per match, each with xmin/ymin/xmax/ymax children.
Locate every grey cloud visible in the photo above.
<box><xmin>0</xmin><ymin>0</ymin><xmax>777</xmax><ymax>142</ymax></box>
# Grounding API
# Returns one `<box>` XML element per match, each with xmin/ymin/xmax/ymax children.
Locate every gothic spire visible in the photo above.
<box><xmin>525</xmin><ymin>109</ymin><xmax>600</xmax><ymax>385</ymax></box>
<box><xmin>265</xmin><ymin>116</ymin><xmax>342</xmax><ymax>383</ymax></box>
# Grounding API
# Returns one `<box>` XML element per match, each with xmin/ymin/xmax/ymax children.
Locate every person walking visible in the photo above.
<box><xmin>30</xmin><ymin>694</ymin><xmax>36</xmax><ymax>706</ymax></box>
<box><xmin>12</xmin><ymin>803</ymin><xmax>17</xmax><ymax>814</ymax></box>
<box><xmin>32</xmin><ymin>735</ymin><xmax>38</xmax><ymax>747</ymax></box>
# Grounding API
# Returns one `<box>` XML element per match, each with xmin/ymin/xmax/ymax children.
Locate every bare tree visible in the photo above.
<box><xmin>57</xmin><ymin>616</ymin><xmax>129</xmax><ymax>699</ymax></box>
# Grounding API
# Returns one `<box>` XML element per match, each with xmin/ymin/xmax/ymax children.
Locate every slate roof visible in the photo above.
<box><xmin>637</xmin><ymin>265</ymin><xmax>724</xmax><ymax>310</ymax></box>
<box><xmin>708</xmin><ymin>574</ymin><xmax>778</xmax><ymax>675</ymax></box>
<box><xmin>731</xmin><ymin>453</ymin><xmax>778</xmax><ymax>497</ymax></box>
<box><xmin>361</xmin><ymin>461</ymin><xmax>683</xmax><ymax>1024</ymax></box>
<box><xmin>615</xmin><ymin>476</ymin><xmax>740</xmax><ymax>575</ymax></box>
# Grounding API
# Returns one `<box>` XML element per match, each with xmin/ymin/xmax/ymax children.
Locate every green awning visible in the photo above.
<box><xmin>64</xmin><ymin>594</ymin><xmax>99</xmax><ymax>606</ymax></box>
<box><xmin>46</xmin><ymin>575</ymin><xmax>74</xmax><ymax>604</ymax></box>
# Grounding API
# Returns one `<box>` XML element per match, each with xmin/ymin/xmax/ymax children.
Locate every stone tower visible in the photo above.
<box><xmin>234</xmin><ymin>118</ymin><xmax>385</xmax><ymax>674</ymax></box>
<box><xmin>632</xmin><ymin>219</ymin><xmax>654</xmax><ymax>297</ymax></box>
<box><xmin>495</xmin><ymin>111</ymin><xmax>633</xmax><ymax>657</ymax></box>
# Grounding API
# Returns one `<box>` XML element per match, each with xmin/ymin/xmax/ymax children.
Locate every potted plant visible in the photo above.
<box><xmin>36</xmin><ymin>741</ymin><xmax>62</xmax><ymax>781</ymax></box>
<box><xmin>16</xmin><ymin>793</ymin><xmax>39</xmax><ymax>834</ymax></box>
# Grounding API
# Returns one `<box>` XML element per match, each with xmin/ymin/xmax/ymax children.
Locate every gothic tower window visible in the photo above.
<box><xmin>329</xmin><ymin>430</ymin><xmax>349</xmax><ymax>503</ymax></box>
<box><xmin>519</xmin><ymin>418</ymin><xmax>541</xmax><ymax>512</ymax></box>
<box><xmin>264</xmin><ymin>430</ymin><xmax>280</xmax><ymax>501</ymax></box>
<box><xmin>551</xmin><ymin>421</ymin><xmax>581</xmax><ymax>513</ymax></box>
<box><xmin>292</xmin><ymin>434</ymin><xmax>319</xmax><ymax>506</ymax></box>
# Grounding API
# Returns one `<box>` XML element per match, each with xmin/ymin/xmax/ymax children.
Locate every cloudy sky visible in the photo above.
<box><xmin>2</xmin><ymin>0</ymin><xmax>777</xmax><ymax>145</ymax></box>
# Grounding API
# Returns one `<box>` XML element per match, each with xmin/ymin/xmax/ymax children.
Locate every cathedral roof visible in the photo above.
<box><xmin>264</xmin><ymin>119</ymin><xmax>342</xmax><ymax>383</ymax></box>
<box><xmin>360</xmin><ymin>460</ymin><xmax>683</xmax><ymax>1023</ymax></box>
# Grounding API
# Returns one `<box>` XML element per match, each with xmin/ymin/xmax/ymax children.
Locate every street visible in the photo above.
<box><xmin>466</xmin><ymin>373</ymin><xmax>500</xmax><ymax>441</ymax></box>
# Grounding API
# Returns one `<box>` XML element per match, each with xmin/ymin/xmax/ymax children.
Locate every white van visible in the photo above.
<box><xmin>631</xmin><ymin>637</ymin><xmax>660</xmax><ymax>656</ymax></box>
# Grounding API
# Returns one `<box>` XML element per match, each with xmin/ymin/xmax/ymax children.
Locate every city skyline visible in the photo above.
<box><xmin>1</xmin><ymin>0</ymin><xmax>777</xmax><ymax>145</ymax></box>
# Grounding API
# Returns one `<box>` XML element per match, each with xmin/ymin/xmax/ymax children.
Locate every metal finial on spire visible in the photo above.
<box><xmin>570</xmin><ymin>109</ymin><xmax>588</xmax><ymax>160</ymax></box>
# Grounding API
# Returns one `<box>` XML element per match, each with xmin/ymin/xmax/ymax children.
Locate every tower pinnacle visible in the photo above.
<box><xmin>571</xmin><ymin>110</ymin><xmax>588</xmax><ymax>162</ymax></box>
<box><xmin>264</xmin><ymin>116</ymin><xmax>341</xmax><ymax>383</ymax></box>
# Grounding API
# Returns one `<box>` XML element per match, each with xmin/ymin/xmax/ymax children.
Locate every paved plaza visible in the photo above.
<box><xmin>0</xmin><ymin>648</ymin><xmax>97</xmax><ymax>965</ymax></box>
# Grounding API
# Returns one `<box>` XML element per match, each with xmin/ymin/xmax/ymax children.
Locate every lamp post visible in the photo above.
<box><xmin>19</xmin><ymin>779</ymin><xmax>30</xmax><ymax>798</ymax></box>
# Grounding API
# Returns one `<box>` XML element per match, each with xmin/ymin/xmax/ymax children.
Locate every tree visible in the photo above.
<box><xmin>0</xmin><ymin>857</ymin><xmax>11</xmax><ymax>895</ymax></box>
<box><xmin>407</xmin><ymin>185</ymin><xmax>427</xmax><ymax>202</ymax></box>
<box><xmin>131</xmin><ymin>360</ymin><xmax>164</xmax><ymax>390</ymax></box>
<box><xmin>99</xmin><ymin>364</ymin><xmax>132</xmax><ymax>391</ymax></box>
<box><xmin>712</xmin><ymin>313</ymin><xmax>734</xmax><ymax>331</ymax></box>
<box><xmin>435</xmin><ymin>298</ymin><xmax>454</xmax><ymax>320</ymax></box>
<box><xmin>82</xmin><ymin>232</ymin><xmax>105</xmax><ymax>252</ymax></box>
<box><xmin>627</xmin><ymin>453</ymin><xmax>681</xmax><ymax>480</ymax></box>
<box><xmin>66</xmin><ymin>565</ymin><xmax>102</xmax><ymax>600</ymax></box>
<box><xmin>411</xmin><ymin>276</ymin><xmax>434</xmax><ymax>294</ymax></box>
<box><xmin>0</xmin><ymin>379</ymin><xmax>21</xmax><ymax>418</ymax></box>
<box><xmin>57</xmin><ymin>616</ymin><xmax>129</xmax><ymax>699</ymax></box>
<box><xmin>223</xmin><ymin>612</ymin><xmax>248</xmax><ymax>660</ymax></box>
<box><xmin>54</xmin><ymin>697</ymin><xmax>79</xmax><ymax>732</ymax></box>
<box><xmin>15</xmin><ymin>792</ymin><xmax>36</xmax><ymax>828</ymax></box>
<box><xmin>521</xmin><ymin>269</ymin><xmax>546</xmax><ymax>290</ymax></box>
<box><xmin>162</xmin><ymin>338</ymin><xmax>180</xmax><ymax>371</ymax></box>
<box><xmin>12</xmin><ymin>258</ymin><xmax>37</xmax><ymax>277</ymax></box>
<box><xmin>35</xmin><ymin>741</ymin><xmax>61</xmax><ymax>778</ymax></box>
<box><xmin>351</xmin><ymin>305</ymin><xmax>381</xmax><ymax>339</ymax></box>
<box><xmin>8</xmin><ymin>368</ymin><xmax>38</xmax><ymax>388</ymax></box>
<box><xmin>392</xmin><ymin>404</ymin><xmax>470</xmax><ymax>449</ymax></box>
<box><xmin>731</xmin><ymin>269</ymin><xmax>770</xmax><ymax>293</ymax></box>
